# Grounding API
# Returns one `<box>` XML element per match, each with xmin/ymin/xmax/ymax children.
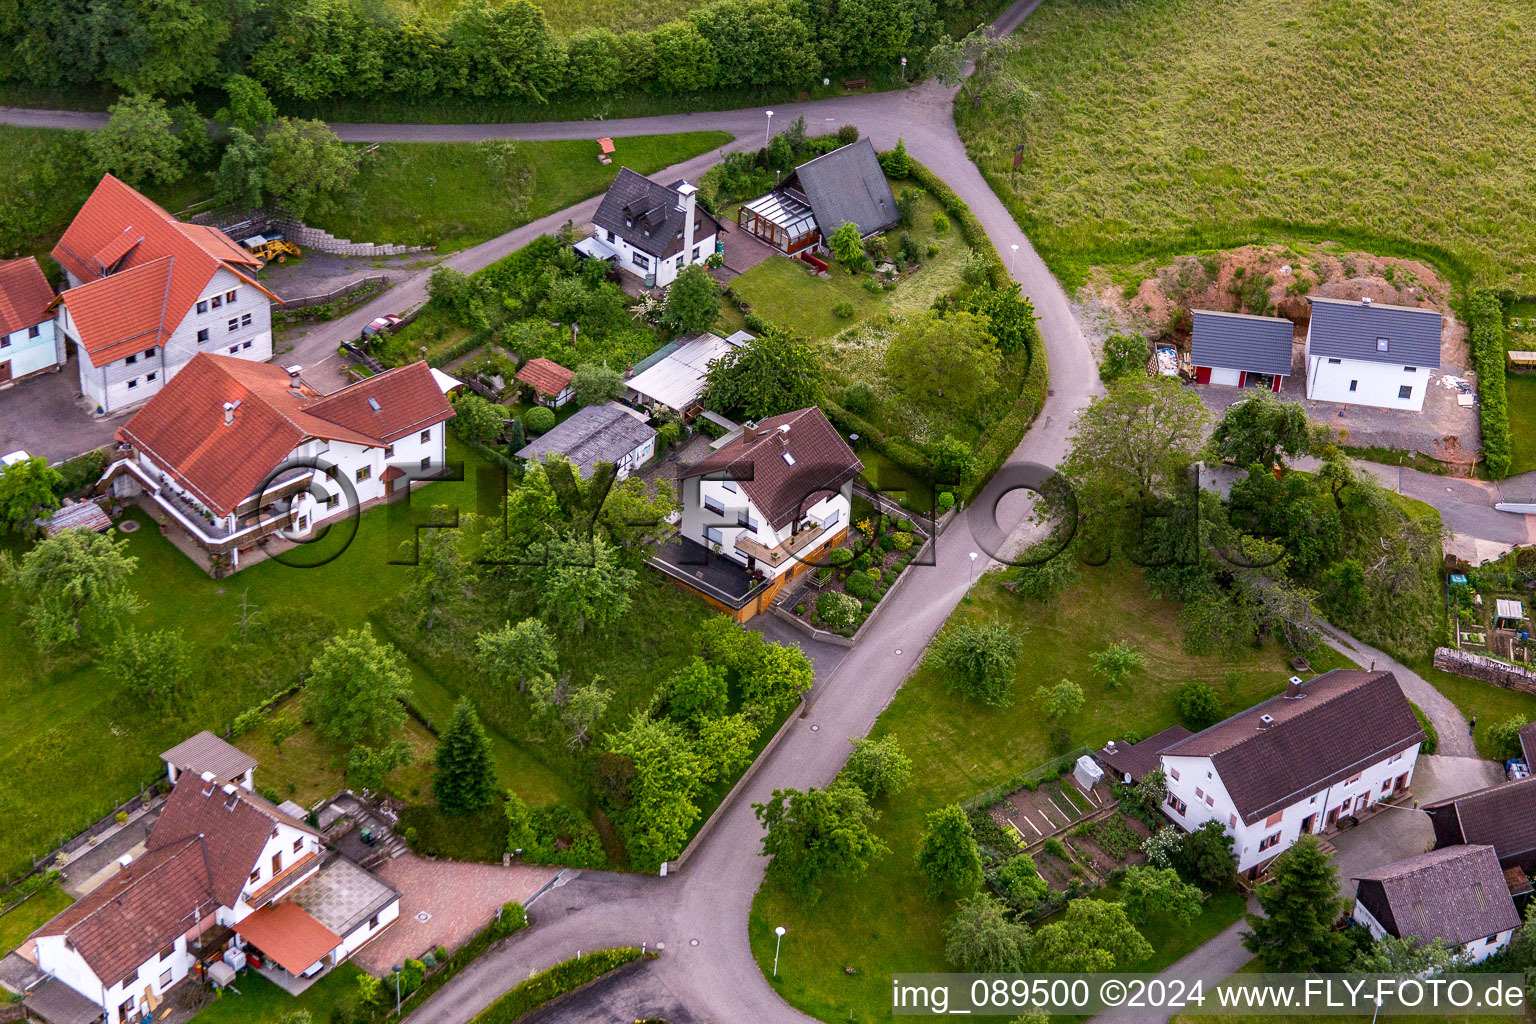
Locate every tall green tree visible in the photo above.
<box><xmin>826</xmin><ymin>221</ymin><xmax>865</xmax><ymax>268</ymax></box>
<box><xmin>1063</xmin><ymin>375</ymin><xmax>1210</xmax><ymax>505</ymax></box>
<box><xmin>842</xmin><ymin>734</ymin><xmax>912</xmax><ymax>799</ymax></box>
<box><xmin>523</xmin><ymin>533</ymin><xmax>635</xmax><ymax>634</ymax></box>
<box><xmin>754</xmin><ymin>781</ymin><xmax>889</xmax><ymax>907</ymax></box>
<box><xmin>212</xmin><ymin>126</ymin><xmax>268</xmax><ymax>209</ymax></box>
<box><xmin>528</xmin><ymin>671</ymin><xmax>614</xmax><ymax>748</ymax></box>
<box><xmin>87</xmin><ymin>0</ymin><xmax>228</xmax><ymax>96</ymax></box>
<box><xmin>1242</xmin><ymin>834</ymin><xmax>1351</xmax><ymax>970</ymax></box>
<box><xmin>448</xmin><ymin>392</ymin><xmax>505</xmax><ymax>445</ymax></box>
<box><xmin>0</xmin><ymin>456</ymin><xmax>61</xmax><ymax>537</ymax></box>
<box><xmin>403</xmin><ymin>508</ymin><xmax>475</xmax><ymax>631</ymax></box>
<box><xmin>927</xmin><ymin>28</ymin><xmax>1026</xmax><ymax>109</ymax></box>
<box><xmin>1173</xmin><ymin>819</ymin><xmax>1238</xmax><ymax>891</ymax></box>
<box><xmin>347</xmin><ymin>738</ymin><xmax>413</xmax><ymax>792</ymax></box>
<box><xmin>303</xmin><ymin>625</ymin><xmax>412</xmax><ymax>748</ymax></box>
<box><xmin>661</xmin><ymin>657</ymin><xmax>729</xmax><ymax>726</ymax></box>
<box><xmin>606</xmin><ymin>713</ymin><xmax>707</xmax><ymax>870</ymax></box>
<box><xmin>89</xmin><ymin>93</ymin><xmax>187</xmax><ymax>188</ymax></box>
<box><xmin>1</xmin><ymin>528</ymin><xmax>140</xmax><ymax>653</ymax></box>
<box><xmin>885</xmin><ymin>311</ymin><xmax>1001</xmax><ymax>415</ymax></box>
<box><xmin>943</xmin><ymin>894</ymin><xmax>1031</xmax><ymax>972</ymax></box>
<box><xmin>261</xmin><ymin>117</ymin><xmax>358</xmax><ymax>220</ymax></box>
<box><xmin>916</xmin><ymin>804</ymin><xmax>983</xmax><ymax>900</ymax></box>
<box><xmin>1210</xmin><ymin>391</ymin><xmax>1313</xmax><ymax>469</ymax></box>
<box><xmin>1034</xmin><ymin>678</ymin><xmax>1085</xmax><ymax>721</ymax></box>
<box><xmin>1088</xmin><ymin>641</ymin><xmax>1145</xmax><ymax>688</ymax></box>
<box><xmin>660</xmin><ymin>264</ymin><xmax>720</xmax><ymax>335</ymax></box>
<box><xmin>925</xmin><ymin>623</ymin><xmax>1023</xmax><ymax>707</ymax></box>
<box><xmin>570</xmin><ymin>362</ymin><xmax>624</xmax><ymax>408</ymax></box>
<box><xmin>476</xmin><ymin>618</ymin><xmax>558</xmax><ymax>695</ymax></box>
<box><xmin>1118</xmin><ymin>866</ymin><xmax>1202</xmax><ymax>924</ymax></box>
<box><xmin>433</xmin><ymin>698</ymin><xmax>497</xmax><ymax>813</ymax></box>
<box><xmin>701</xmin><ymin>327</ymin><xmax>821</xmax><ymax>421</ymax></box>
<box><xmin>740</xmin><ymin>642</ymin><xmax>814</xmax><ymax>716</ymax></box>
<box><xmin>107</xmin><ymin>627</ymin><xmax>191</xmax><ymax>718</ymax></box>
<box><xmin>1032</xmin><ymin>899</ymin><xmax>1151</xmax><ymax>971</ymax></box>
<box><xmin>215</xmin><ymin>74</ymin><xmax>278</xmax><ymax>134</ymax></box>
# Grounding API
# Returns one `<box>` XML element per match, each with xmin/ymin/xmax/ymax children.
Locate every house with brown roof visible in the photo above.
<box><xmin>515</xmin><ymin>356</ymin><xmax>575</xmax><ymax>407</ymax></box>
<box><xmin>49</xmin><ymin>175</ymin><xmax>279</xmax><ymax>414</ymax></box>
<box><xmin>161</xmin><ymin>730</ymin><xmax>258</xmax><ymax>791</ymax></box>
<box><xmin>28</xmin><ymin>739</ymin><xmax>400</xmax><ymax>1024</ymax></box>
<box><xmin>1350</xmin><ymin>844</ymin><xmax>1521</xmax><ymax>963</ymax></box>
<box><xmin>1159</xmin><ymin>670</ymin><xmax>1425</xmax><ymax>877</ymax></box>
<box><xmin>103</xmin><ymin>352</ymin><xmax>453</xmax><ymax>572</ymax></box>
<box><xmin>0</xmin><ymin>256</ymin><xmax>63</xmax><ymax>387</ymax></box>
<box><xmin>1423</xmin><ymin>774</ymin><xmax>1536</xmax><ymax>874</ymax></box>
<box><xmin>653</xmin><ymin>406</ymin><xmax>861</xmax><ymax>621</ymax></box>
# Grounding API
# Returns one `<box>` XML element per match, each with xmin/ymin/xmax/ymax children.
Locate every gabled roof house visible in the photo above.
<box><xmin>50</xmin><ymin>175</ymin><xmax>280</xmax><ymax>414</ymax></box>
<box><xmin>0</xmin><ymin>256</ymin><xmax>63</xmax><ymax>386</ymax></box>
<box><xmin>1304</xmin><ymin>295</ymin><xmax>1444</xmax><ymax>412</ymax></box>
<box><xmin>737</xmin><ymin>139</ymin><xmax>898</xmax><ymax>256</ymax></box>
<box><xmin>104</xmin><ymin>353</ymin><xmax>453</xmax><ymax>573</ymax></box>
<box><xmin>579</xmin><ymin>169</ymin><xmax>720</xmax><ymax>288</ymax></box>
<box><xmin>516</xmin><ymin>403</ymin><xmax>657</xmax><ymax>480</ymax></box>
<box><xmin>24</xmin><ymin>737</ymin><xmax>400</xmax><ymax>1024</ymax></box>
<box><xmin>654</xmin><ymin>406</ymin><xmax>861</xmax><ymax>622</ymax></box>
<box><xmin>1351</xmin><ymin>844</ymin><xmax>1521</xmax><ymax>963</ymax></box>
<box><xmin>1158</xmin><ymin>670</ymin><xmax>1425</xmax><ymax>876</ymax></box>
<box><xmin>1424</xmin><ymin>774</ymin><xmax>1536</xmax><ymax>873</ymax></box>
<box><xmin>1189</xmin><ymin>309</ymin><xmax>1294</xmax><ymax>392</ymax></box>
<box><xmin>514</xmin><ymin>357</ymin><xmax>575</xmax><ymax>408</ymax></box>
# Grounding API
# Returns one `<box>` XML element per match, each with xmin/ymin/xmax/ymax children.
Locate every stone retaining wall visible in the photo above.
<box><xmin>1434</xmin><ymin>646</ymin><xmax>1536</xmax><ymax>694</ymax></box>
<box><xmin>190</xmin><ymin>209</ymin><xmax>434</xmax><ymax>259</ymax></box>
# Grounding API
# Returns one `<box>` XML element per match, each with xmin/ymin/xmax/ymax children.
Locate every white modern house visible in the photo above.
<box><xmin>28</xmin><ymin>733</ymin><xmax>399</xmax><ymax>1024</ymax></box>
<box><xmin>1189</xmin><ymin>309</ymin><xmax>1294</xmax><ymax>392</ymax></box>
<box><xmin>103</xmin><ymin>353</ymin><xmax>453</xmax><ymax>572</ymax></box>
<box><xmin>49</xmin><ymin>175</ymin><xmax>278</xmax><ymax>414</ymax></box>
<box><xmin>0</xmin><ymin>256</ymin><xmax>63</xmax><ymax>386</ymax></box>
<box><xmin>1158</xmin><ymin>670</ymin><xmax>1425</xmax><ymax>877</ymax></box>
<box><xmin>1304</xmin><ymin>295</ymin><xmax>1444</xmax><ymax>412</ymax></box>
<box><xmin>1351</xmin><ymin>845</ymin><xmax>1521</xmax><ymax>964</ymax></box>
<box><xmin>578</xmin><ymin>169</ymin><xmax>719</xmax><ymax>288</ymax></box>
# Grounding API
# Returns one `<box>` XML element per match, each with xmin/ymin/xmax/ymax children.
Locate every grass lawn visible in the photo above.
<box><xmin>0</xmin><ymin>125</ymin><xmax>728</xmax><ymax>262</ymax></box>
<box><xmin>189</xmin><ymin>963</ymin><xmax>364</xmax><ymax>1024</ymax></box>
<box><xmin>1034</xmin><ymin>884</ymin><xmax>1247</xmax><ymax>972</ymax></box>
<box><xmin>748</xmin><ymin>561</ymin><xmax>1355</xmax><ymax>1024</ymax></box>
<box><xmin>956</xmin><ymin>0</ymin><xmax>1536</xmax><ymax>290</ymax></box>
<box><xmin>1505</xmin><ymin>373</ymin><xmax>1536</xmax><ymax>475</ymax></box>
<box><xmin>240</xmin><ymin>707</ymin><xmax>439</xmax><ymax>809</ymax></box>
<box><xmin>1409</xmin><ymin>656</ymin><xmax>1536</xmax><ymax>759</ymax></box>
<box><xmin>0</xmin><ymin>884</ymin><xmax>74</xmax><ymax>957</ymax></box>
<box><xmin>727</xmin><ymin>184</ymin><xmax>966</xmax><ymax>342</ymax></box>
<box><xmin>323</xmin><ymin>132</ymin><xmax>731</xmax><ymax>253</ymax></box>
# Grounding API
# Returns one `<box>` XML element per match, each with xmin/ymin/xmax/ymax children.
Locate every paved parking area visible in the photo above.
<box><xmin>0</xmin><ymin>357</ymin><xmax>121</xmax><ymax>462</ymax></box>
<box><xmin>352</xmin><ymin>854</ymin><xmax>556</xmax><ymax>973</ymax></box>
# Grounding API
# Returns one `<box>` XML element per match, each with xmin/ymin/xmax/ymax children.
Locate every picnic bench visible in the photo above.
<box><xmin>842</xmin><ymin>78</ymin><xmax>867</xmax><ymax>89</ymax></box>
<box><xmin>597</xmin><ymin>137</ymin><xmax>615</xmax><ymax>165</ymax></box>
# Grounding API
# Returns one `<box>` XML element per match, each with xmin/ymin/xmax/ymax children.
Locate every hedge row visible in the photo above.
<box><xmin>1469</xmin><ymin>290</ymin><xmax>1510</xmax><ymax>477</ymax></box>
<box><xmin>470</xmin><ymin>949</ymin><xmax>645</xmax><ymax>1023</ymax></box>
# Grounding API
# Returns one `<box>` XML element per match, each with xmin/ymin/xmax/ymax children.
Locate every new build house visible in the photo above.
<box><xmin>1304</xmin><ymin>296</ymin><xmax>1443</xmax><ymax>411</ymax></box>
<box><xmin>1351</xmin><ymin>845</ymin><xmax>1521</xmax><ymax>963</ymax></box>
<box><xmin>1189</xmin><ymin>309</ymin><xmax>1294</xmax><ymax>391</ymax></box>
<box><xmin>1159</xmin><ymin>670</ymin><xmax>1424</xmax><ymax>877</ymax></box>
<box><xmin>28</xmin><ymin>734</ymin><xmax>399</xmax><ymax>1024</ymax></box>
<box><xmin>50</xmin><ymin>175</ymin><xmax>279</xmax><ymax>414</ymax></box>
<box><xmin>0</xmin><ymin>257</ymin><xmax>62</xmax><ymax>386</ymax></box>
<box><xmin>738</xmin><ymin>139</ymin><xmax>898</xmax><ymax>256</ymax></box>
<box><xmin>654</xmin><ymin>406</ymin><xmax>861</xmax><ymax>621</ymax></box>
<box><xmin>579</xmin><ymin>169</ymin><xmax>719</xmax><ymax>288</ymax></box>
<box><xmin>103</xmin><ymin>353</ymin><xmax>453</xmax><ymax>572</ymax></box>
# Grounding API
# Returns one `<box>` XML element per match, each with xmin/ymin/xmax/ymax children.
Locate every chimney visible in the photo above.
<box><xmin>200</xmin><ymin>771</ymin><xmax>217</xmax><ymax>797</ymax></box>
<box><xmin>1105</xmin><ymin>740</ymin><xmax>1117</xmax><ymax>754</ymax></box>
<box><xmin>1258</xmin><ymin>713</ymin><xmax>1276</xmax><ymax>730</ymax></box>
<box><xmin>223</xmin><ymin>400</ymin><xmax>241</xmax><ymax>426</ymax></box>
<box><xmin>117</xmin><ymin>854</ymin><xmax>133</xmax><ymax>874</ymax></box>
<box><xmin>677</xmin><ymin>182</ymin><xmax>699</xmax><ymax>264</ymax></box>
<box><xmin>1361</xmin><ymin>296</ymin><xmax>1373</xmax><ymax>306</ymax></box>
<box><xmin>743</xmin><ymin>419</ymin><xmax>760</xmax><ymax>442</ymax></box>
<box><xmin>1284</xmin><ymin>676</ymin><xmax>1305</xmax><ymax>699</ymax></box>
<box><xmin>221</xmin><ymin>783</ymin><xmax>239</xmax><ymax>811</ymax></box>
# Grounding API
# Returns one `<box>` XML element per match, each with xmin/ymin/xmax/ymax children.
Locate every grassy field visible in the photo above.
<box><xmin>957</xmin><ymin>0</ymin><xmax>1536</xmax><ymax>290</ymax></box>
<box><xmin>0</xmin><ymin>883</ymin><xmax>73</xmax><ymax>957</ymax></box>
<box><xmin>323</xmin><ymin>133</ymin><xmax>730</xmax><ymax>253</ymax></box>
<box><xmin>0</xmin><ymin>126</ymin><xmax>728</xmax><ymax>262</ymax></box>
<box><xmin>748</xmin><ymin>561</ymin><xmax>1355</xmax><ymax>1023</ymax></box>
<box><xmin>1505</xmin><ymin>373</ymin><xmax>1536</xmax><ymax>475</ymax></box>
<box><xmin>190</xmin><ymin>963</ymin><xmax>364</xmax><ymax>1024</ymax></box>
<box><xmin>240</xmin><ymin>707</ymin><xmax>439</xmax><ymax>808</ymax></box>
<box><xmin>1410</xmin><ymin>656</ymin><xmax>1536</xmax><ymax>759</ymax></box>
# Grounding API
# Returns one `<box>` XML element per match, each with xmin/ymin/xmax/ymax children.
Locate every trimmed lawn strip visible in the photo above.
<box><xmin>1409</xmin><ymin>657</ymin><xmax>1536</xmax><ymax>760</ymax></box>
<box><xmin>0</xmin><ymin>883</ymin><xmax>73</xmax><ymax>957</ymax></box>
<box><xmin>748</xmin><ymin>561</ymin><xmax>1340</xmax><ymax>1023</ymax></box>
<box><xmin>189</xmin><ymin>963</ymin><xmax>364</xmax><ymax>1024</ymax></box>
<box><xmin>1504</xmin><ymin>374</ymin><xmax>1536</xmax><ymax>476</ymax></box>
<box><xmin>957</xmin><ymin>0</ymin><xmax>1536</xmax><ymax>290</ymax></box>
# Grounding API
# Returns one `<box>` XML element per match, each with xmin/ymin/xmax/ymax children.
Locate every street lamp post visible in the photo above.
<box><xmin>900</xmin><ymin>57</ymin><xmax>907</xmax><ymax>81</ymax></box>
<box><xmin>393</xmin><ymin>966</ymin><xmax>402</xmax><ymax>1017</ymax></box>
<box><xmin>1371</xmin><ymin>997</ymin><xmax>1383</xmax><ymax>1024</ymax></box>
<box><xmin>967</xmin><ymin>551</ymin><xmax>978</xmax><ymax>599</ymax></box>
<box><xmin>765</xmin><ymin>110</ymin><xmax>774</xmax><ymax>146</ymax></box>
<box><xmin>1009</xmin><ymin>243</ymin><xmax>1019</xmax><ymax>277</ymax></box>
<box><xmin>773</xmin><ymin>926</ymin><xmax>786</xmax><ymax>977</ymax></box>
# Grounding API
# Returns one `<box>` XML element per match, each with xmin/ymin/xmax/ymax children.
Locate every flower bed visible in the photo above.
<box><xmin>784</xmin><ymin>504</ymin><xmax>926</xmax><ymax>636</ymax></box>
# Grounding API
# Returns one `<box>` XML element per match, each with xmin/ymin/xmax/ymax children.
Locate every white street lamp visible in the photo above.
<box><xmin>967</xmin><ymin>551</ymin><xmax>979</xmax><ymax>599</ymax></box>
<box><xmin>1371</xmin><ymin>997</ymin><xmax>1383</xmax><ymax>1024</ymax></box>
<box><xmin>765</xmin><ymin>110</ymin><xmax>774</xmax><ymax>146</ymax></box>
<box><xmin>1009</xmin><ymin>243</ymin><xmax>1019</xmax><ymax>277</ymax></box>
<box><xmin>773</xmin><ymin>926</ymin><xmax>787</xmax><ymax>977</ymax></box>
<box><xmin>393</xmin><ymin>966</ymin><xmax>402</xmax><ymax>1016</ymax></box>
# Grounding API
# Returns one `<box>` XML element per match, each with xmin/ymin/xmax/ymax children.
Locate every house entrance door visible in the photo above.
<box><xmin>1301</xmin><ymin>814</ymin><xmax>1316</xmax><ymax>834</ymax></box>
<box><xmin>0</xmin><ymin>361</ymin><xmax>10</xmax><ymax>384</ymax></box>
<box><xmin>1353</xmin><ymin>793</ymin><xmax>1370</xmax><ymax>815</ymax></box>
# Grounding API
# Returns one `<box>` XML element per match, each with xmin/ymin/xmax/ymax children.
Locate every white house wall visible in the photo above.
<box><xmin>596</xmin><ymin>228</ymin><xmax>717</xmax><ymax>289</ymax></box>
<box><xmin>0</xmin><ymin>318</ymin><xmax>62</xmax><ymax>381</ymax></box>
<box><xmin>35</xmin><ymin>931</ymin><xmax>196</xmax><ymax>1024</ymax></box>
<box><xmin>1305</xmin><ymin>321</ymin><xmax>1432</xmax><ymax>411</ymax></box>
<box><xmin>336</xmin><ymin>898</ymin><xmax>400</xmax><ymax>960</ymax></box>
<box><xmin>682</xmin><ymin>477</ymin><xmax>850</xmax><ymax>579</ymax></box>
<box><xmin>1352</xmin><ymin>898</ymin><xmax>1512</xmax><ymax>964</ymax></box>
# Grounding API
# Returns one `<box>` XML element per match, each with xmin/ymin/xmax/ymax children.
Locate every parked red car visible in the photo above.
<box><xmin>361</xmin><ymin>314</ymin><xmax>404</xmax><ymax>341</ymax></box>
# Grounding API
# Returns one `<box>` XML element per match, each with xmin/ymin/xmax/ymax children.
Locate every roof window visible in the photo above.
<box><xmin>368</xmin><ymin>397</ymin><xmax>381</xmax><ymax>412</ymax></box>
<box><xmin>782</xmin><ymin>452</ymin><xmax>796</xmax><ymax>466</ymax></box>
<box><xmin>1376</xmin><ymin>338</ymin><xmax>1389</xmax><ymax>351</ymax></box>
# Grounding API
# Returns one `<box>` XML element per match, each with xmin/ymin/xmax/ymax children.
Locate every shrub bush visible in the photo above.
<box><xmin>1176</xmin><ymin>681</ymin><xmax>1223</xmax><ymax>730</ymax></box>
<box><xmin>938</xmin><ymin>492</ymin><xmax>956</xmax><ymax>513</ymax></box>
<box><xmin>472</xmin><ymin>949</ymin><xmax>642</xmax><ymax>1023</ymax></box>
<box><xmin>828</xmin><ymin>547</ymin><xmax>855</xmax><ymax>567</ymax></box>
<box><xmin>1470</xmin><ymin>291</ymin><xmax>1511</xmax><ymax>477</ymax></box>
<box><xmin>837</xmin><ymin>125</ymin><xmax>860</xmax><ymax>145</ymax></box>
<box><xmin>816</xmin><ymin>591</ymin><xmax>863</xmax><ymax>631</ymax></box>
<box><xmin>833</xmin><ymin>301</ymin><xmax>856</xmax><ymax>319</ymax></box>
<box><xmin>522</xmin><ymin>406</ymin><xmax>557</xmax><ymax>433</ymax></box>
<box><xmin>842</xmin><ymin>381</ymin><xmax>875</xmax><ymax>414</ymax></box>
<box><xmin>932</xmin><ymin>212</ymin><xmax>950</xmax><ymax>234</ymax></box>
<box><xmin>844</xmin><ymin>571</ymin><xmax>875</xmax><ymax>599</ymax></box>
<box><xmin>891</xmin><ymin>531</ymin><xmax>914</xmax><ymax>551</ymax></box>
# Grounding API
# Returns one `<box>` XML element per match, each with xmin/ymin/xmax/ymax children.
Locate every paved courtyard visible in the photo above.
<box><xmin>351</xmin><ymin>854</ymin><xmax>556</xmax><ymax>973</ymax></box>
<box><xmin>0</xmin><ymin>355</ymin><xmax>121</xmax><ymax>462</ymax></box>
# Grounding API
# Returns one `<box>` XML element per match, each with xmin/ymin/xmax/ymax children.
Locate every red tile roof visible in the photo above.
<box><xmin>232</xmin><ymin>902</ymin><xmax>342</xmax><ymax>976</ymax></box>
<box><xmin>56</xmin><ymin>256</ymin><xmax>174</xmax><ymax>365</ymax></box>
<box><xmin>51</xmin><ymin>175</ymin><xmax>276</xmax><ymax>367</ymax></box>
<box><xmin>686</xmin><ymin>406</ymin><xmax>863</xmax><ymax>529</ymax></box>
<box><xmin>515</xmin><ymin>357</ymin><xmax>573</xmax><ymax>397</ymax></box>
<box><xmin>0</xmin><ymin>257</ymin><xmax>55</xmax><ymax>336</ymax></box>
<box><xmin>117</xmin><ymin>354</ymin><xmax>454</xmax><ymax>517</ymax></box>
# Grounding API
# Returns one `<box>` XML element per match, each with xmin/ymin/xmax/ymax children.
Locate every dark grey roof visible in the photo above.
<box><xmin>516</xmin><ymin>403</ymin><xmax>656</xmax><ymax>479</ymax></box>
<box><xmin>161</xmin><ymin>730</ymin><xmax>257</xmax><ymax>782</ymax></box>
<box><xmin>1520</xmin><ymin>722</ymin><xmax>1536</xmax><ymax>770</ymax></box>
<box><xmin>1424</xmin><ymin>775</ymin><xmax>1536</xmax><ymax>861</ymax></box>
<box><xmin>785</xmin><ymin>139</ymin><xmax>898</xmax><ymax>239</ymax></box>
<box><xmin>1190</xmin><ymin>310</ymin><xmax>1295</xmax><ymax>377</ymax></box>
<box><xmin>1307</xmin><ymin>295</ymin><xmax>1443</xmax><ymax>368</ymax></box>
<box><xmin>23</xmin><ymin>976</ymin><xmax>104</xmax><ymax>1024</ymax></box>
<box><xmin>1353</xmin><ymin>844</ymin><xmax>1519</xmax><ymax>945</ymax></box>
<box><xmin>1161</xmin><ymin>670</ymin><xmax>1425</xmax><ymax>825</ymax></box>
<box><xmin>591</xmin><ymin>168</ymin><xmax>719</xmax><ymax>260</ymax></box>
<box><xmin>1095</xmin><ymin>726</ymin><xmax>1192</xmax><ymax>783</ymax></box>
